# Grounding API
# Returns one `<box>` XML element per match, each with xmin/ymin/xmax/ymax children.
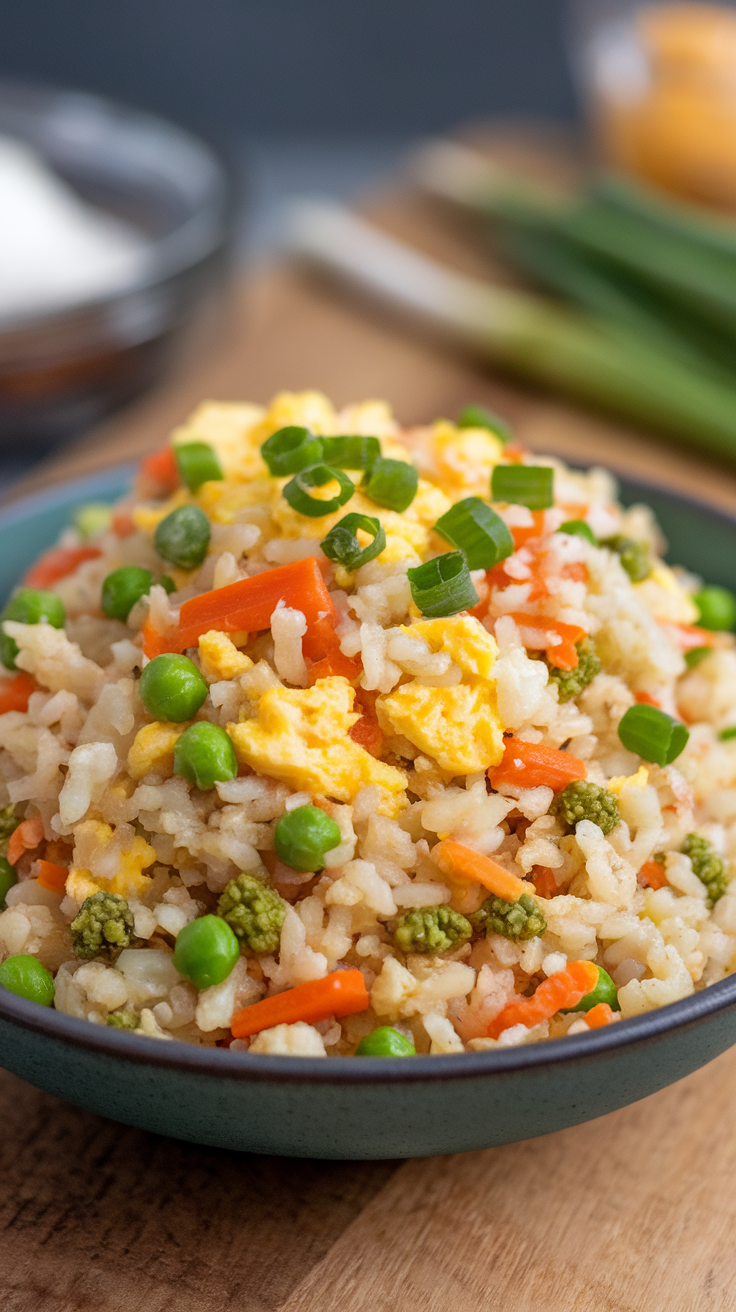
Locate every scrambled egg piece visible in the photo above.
<box><xmin>227</xmin><ymin>676</ymin><xmax>406</xmax><ymax>803</ymax></box>
<box><xmin>607</xmin><ymin>765</ymin><xmax>649</xmax><ymax>795</ymax></box>
<box><xmin>249</xmin><ymin>390</ymin><xmax>339</xmax><ymax>444</ymax></box>
<box><xmin>426</xmin><ymin>421</ymin><xmax>505</xmax><ymax>498</ymax></box>
<box><xmin>271</xmin><ymin>481</ymin><xmax>451</xmax><ymax>562</ymax></box>
<box><xmin>171</xmin><ymin>401</ymin><xmax>267</xmax><ymax>482</ymax></box>
<box><xmin>127</xmin><ymin>722</ymin><xmax>185</xmax><ymax>781</ymax></box>
<box><xmin>378</xmin><ymin>616</ymin><xmax>505</xmax><ymax>775</ymax></box>
<box><xmin>66</xmin><ymin>821</ymin><xmax>156</xmax><ymax>901</ymax></box>
<box><xmin>635</xmin><ymin>563</ymin><xmax>699</xmax><ymax>624</ymax></box>
<box><xmin>198</xmin><ymin>630</ymin><xmax>254</xmax><ymax>681</ymax></box>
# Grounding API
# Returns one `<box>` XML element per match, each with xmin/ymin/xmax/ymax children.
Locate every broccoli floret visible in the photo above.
<box><xmin>217</xmin><ymin>873</ymin><xmax>286</xmax><ymax>955</ymax></box>
<box><xmin>470</xmin><ymin>891</ymin><xmax>547</xmax><ymax>941</ymax></box>
<box><xmin>0</xmin><ymin>804</ymin><xmax>19</xmax><ymax>858</ymax></box>
<box><xmin>393</xmin><ymin>905</ymin><xmax>472</xmax><ymax>954</ymax></box>
<box><xmin>604</xmin><ymin>535</ymin><xmax>652</xmax><ymax>583</ymax></box>
<box><xmin>107</xmin><ymin>1008</ymin><xmax>140</xmax><ymax>1030</ymax></box>
<box><xmin>70</xmin><ymin>891</ymin><xmax>135</xmax><ymax>960</ymax></box>
<box><xmin>548</xmin><ymin>636</ymin><xmax>602</xmax><ymax>701</ymax></box>
<box><xmin>681</xmin><ymin>833</ymin><xmax>729</xmax><ymax>904</ymax></box>
<box><xmin>551</xmin><ymin>781</ymin><xmax>619</xmax><ymax>836</ymax></box>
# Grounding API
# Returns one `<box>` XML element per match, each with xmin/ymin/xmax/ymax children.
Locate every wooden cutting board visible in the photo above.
<box><xmin>3</xmin><ymin>127</ymin><xmax>736</xmax><ymax>1312</ymax></box>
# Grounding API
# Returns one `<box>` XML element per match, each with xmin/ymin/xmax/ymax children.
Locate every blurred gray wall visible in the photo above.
<box><xmin>2</xmin><ymin>0</ymin><xmax>576</xmax><ymax>139</ymax></box>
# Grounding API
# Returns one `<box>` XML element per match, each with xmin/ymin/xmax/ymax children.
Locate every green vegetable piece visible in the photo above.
<box><xmin>364</xmin><ymin>457</ymin><xmax>418</xmax><ymax>512</ymax></box>
<box><xmin>1</xmin><ymin>587</ymin><xmax>66</xmax><ymax>670</ymax></box>
<box><xmin>681</xmin><ymin>833</ymin><xmax>729</xmax><ymax>904</ymax></box>
<box><xmin>70</xmin><ymin>891</ymin><xmax>135</xmax><ymax>960</ymax></box>
<box><xmin>282</xmin><ymin>464</ymin><xmax>355</xmax><ymax>517</ymax></box>
<box><xmin>685</xmin><ymin>646</ymin><xmax>711</xmax><ymax>669</ymax></box>
<box><xmin>274</xmin><ymin>804</ymin><xmax>342</xmax><ymax>873</ymax></box>
<box><xmin>138</xmin><ymin>653</ymin><xmax>208</xmax><ymax>722</ymax></box>
<box><xmin>604</xmin><ymin>535</ymin><xmax>652</xmax><ymax>582</ymax></box>
<box><xmin>107</xmin><ymin>1008</ymin><xmax>140</xmax><ymax>1029</ymax></box>
<box><xmin>175</xmin><ymin>441</ymin><xmax>224</xmax><ymax>492</ymax></box>
<box><xmin>693</xmin><ymin>585</ymin><xmax>736</xmax><ymax>631</ymax></box>
<box><xmin>217</xmin><ymin>873</ymin><xmax>287</xmax><ymax>955</ymax></box>
<box><xmin>154</xmin><ymin>504</ymin><xmax>211</xmax><ymax>570</ymax></box>
<box><xmin>0</xmin><ymin>803</ymin><xmax>19</xmax><ymax>859</ymax></box>
<box><xmin>320</xmin><ymin>435</ymin><xmax>381</xmax><ymax>470</ymax></box>
<box><xmin>355</xmin><ymin>1026</ymin><xmax>416</xmax><ymax>1057</ymax></box>
<box><xmin>433</xmin><ymin>497</ymin><xmax>514</xmax><ymax>570</ymax></box>
<box><xmin>617</xmin><ymin>703</ymin><xmax>689</xmax><ymax>765</ymax></box>
<box><xmin>407</xmin><ymin>551</ymin><xmax>479</xmax><ymax>618</ymax></box>
<box><xmin>719</xmin><ymin>726</ymin><xmax>736</xmax><ymax>741</ymax></box>
<box><xmin>457</xmin><ymin>404</ymin><xmax>513</xmax><ymax>444</ymax></box>
<box><xmin>548</xmin><ymin>636</ymin><xmax>602</xmax><ymax>701</ymax></box>
<box><xmin>558</xmin><ymin>519</ymin><xmax>597</xmax><ymax>545</ymax></box>
<box><xmin>321</xmin><ymin>513</ymin><xmax>386</xmax><ymax>571</ymax></box>
<box><xmin>74</xmin><ymin>502</ymin><xmax>112</xmax><ymax>539</ymax></box>
<box><xmin>173</xmin><ymin>721</ymin><xmax>238</xmax><ymax>790</ymax></box>
<box><xmin>470</xmin><ymin>892</ymin><xmax>547</xmax><ymax>941</ymax></box>
<box><xmin>0</xmin><ymin>856</ymin><xmax>17</xmax><ymax>909</ymax></box>
<box><xmin>159</xmin><ymin>574</ymin><xmax>176</xmax><ymax>594</ymax></box>
<box><xmin>0</xmin><ymin>953</ymin><xmax>54</xmax><ymax>1006</ymax></box>
<box><xmin>101</xmin><ymin>566</ymin><xmax>154</xmax><ymax>621</ymax></box>
<box><xmin>551</xmin><ymin>781</ymin><xmax>620</xmax><ymax>836</ymax></box>
<box><xmin>173</xmin><ymin>914</ymin><xmax>240</xmax><ymax>990</ymax></box>
<box><xmin>491</xmin><ymin>464</ymin><xmax>554</xmax><ymax>510</ymax></box>
<box><xmin>393</xmin><ymin>905</ymin><xmax>472</xmax><ymax>954</ymax></box>
<box><xmin>261</xmin><ymin>426</ymin><xmax>324</xmax><ymax>477</ymax></box>
<box><xmin>566</xmin><ymin>964</ymin><xmax>620</xmax><ymax>1013</ymax></box>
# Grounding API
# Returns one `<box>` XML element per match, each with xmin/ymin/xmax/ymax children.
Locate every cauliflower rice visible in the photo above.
<box><xmin>1</xmin><ymin>388</ymin><xmax>736</xmax><ymax>1057</ymax></box>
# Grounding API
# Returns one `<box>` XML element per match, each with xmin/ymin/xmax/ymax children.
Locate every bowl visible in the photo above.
<box><xmin>0</xmin><ymin>82</ymin><xmax>232</xmax><ymax>449</ymax></box>
<box><xmin>1</xmin><ymin>465</ymin><xmax>736</xmax><ymax>1159</ymax></box>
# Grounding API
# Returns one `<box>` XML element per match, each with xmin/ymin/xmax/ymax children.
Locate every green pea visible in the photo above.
<box><xmin>274</xmin><ymin>805</ymin><xmax>342</xmax><ymax>872</ymax></box>
<box><xmin>693</xmin><ymin>585</ymin><xmax>736</xmax><ymax>632</ymax></box>
<box><xmin>139</xmin><ymin>654</ymin><xmax>208</xmax><ymax>722</ymax></box>
<box><xmin>154</xmin><ymin>504</ymin><xmax>210</xmax><ymax>570</ymax></box>
<box><xmin>74</xmin><ymin>503</ymin><xmax>112</xmax><ymax>539</ymax></box>
<box><xmin>175</xmin><ymin>442</ymin><xmax>224</xmax><ymax>492</ymax></box>
<box><xmin>173</xmin><ymin>915</ymin><xmax>240</xmax><ymax>989</ymax></box>
<box><xmin>159</xmin><ymin>575</ymin><xmax>176</xmax><ymax>595</ymax></box>
<box><xmin>101</xmin><ymin>566</ymin><xmax>154</xmax><ymax>621</ymax></box>
<box><xmin>0</xmin><ymin>953</ymin><xmax>55</xmax><ymax>1006</ymax></box>
<box><xmin>355</xmin><ymin>1026</ymin><xmax>416</xmax><ymax>1057</ymax></box>
<box><xmin>565</xmin><ymin>964</ymin><xmax>620</xmax><ymax>1013</ymax></box>
<box><xmin>0</xmin><ymin>857</ymin><xmax>17</xmax><ymax>909</ymax></box>
<box><xmin>1</xmin><ymin>587</ymin><xmax>66</xmax><ymax>670</ymax></box>
<box><xmin>174</xmin><ymin>722</ymin><xmax>238</xmax><ymax>789</ymax></box>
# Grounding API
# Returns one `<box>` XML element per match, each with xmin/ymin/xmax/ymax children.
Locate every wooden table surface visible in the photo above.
<box><xmin>4</xmin><ymin>129</ymin><xmax>736</xmax><ymax>1312</ymax></box>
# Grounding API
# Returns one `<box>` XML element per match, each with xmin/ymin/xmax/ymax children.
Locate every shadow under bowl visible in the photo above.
<box><xmin>0</xmin><ymin>465</ymin><xmax>735</xmax><ymax>1159</ymax></box>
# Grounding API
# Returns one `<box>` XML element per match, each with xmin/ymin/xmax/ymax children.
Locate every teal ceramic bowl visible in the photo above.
<box><xmin>1</xmin><ymin>466</ymin><xmax>736</xmax><ymax>1159</ymax></box>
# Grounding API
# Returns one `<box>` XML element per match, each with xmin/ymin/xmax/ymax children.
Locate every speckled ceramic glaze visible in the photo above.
<box><xmin>1</xmin><ymin>467</ymin><xmax>736</xmax><ymax>1160</ymax></box>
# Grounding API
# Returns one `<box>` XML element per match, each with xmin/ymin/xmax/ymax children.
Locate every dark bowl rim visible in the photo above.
<box><xmin>1</xmin><ymin>461</ymin><xmax>736</xmax><ymax>1085</ymax></box>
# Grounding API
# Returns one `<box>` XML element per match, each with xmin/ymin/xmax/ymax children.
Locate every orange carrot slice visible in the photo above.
<box><xmin>139</xmin><ymin>446</ymin><xmax>179</xmax><ymax>493</ymax></box>
<box><xmin>35</xmin><ymin>860</ymin><xmax>69</xmax><ymax>895</ymax></box>
<box><xmin>432</xmin><ymin>839</ymin><xmax>528</xmax><ymax>903</ymax></box>
<box><xmin>532</xmin><ymin>866</ymin><xmax>559</xmax><ymax>899</ymax></box>
<box><xmin>585</xmin><ymin>1002</ymin><xmax>616</xmax><ymax>1028</ymax></box>
<box><xmin>510</xmin><ymin>510</ymin><xmax>546</xmax><ymax>549</ymax></box>
<box><xmin>7</xmin><ymin>816</ymin><xmax>44</xmax><ymax>867</ymax></box>
<box><xmin>488</xmin><ymin>738</ymin><xmax>587</xmax><ymax>792</ymax></box>
<box><xmin>487</xmin><ymin>960</ymin><xmax>600</xmax><ymax>1039</ymax></box>
<box><xmin>509</xmin><ymin>613</ymin><xmax>586</xmax><ymax>671</ymax></box>
<box><xmin>638</xmin><ymin>859</ymin><xmax>668</xmax><ymax>890</ymax></box>
<box><xmin>24</xmin><ymin>545</ymin><xmax>101</xmax><ymax>589</ymax></box>
<box><xmin>231</xmin><ymin>969</ymin><xmax>369</xmax><ymax>1039</ymax></box>
<box><xmin>0</xmin><ymin>672</ymin><xmax>35</xmax><ymax>715</ymax></box>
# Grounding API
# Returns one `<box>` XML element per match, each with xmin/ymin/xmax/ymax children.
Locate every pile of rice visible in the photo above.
<box><xmin>1</xmin><ymin>388</ymin><xmax>736</xmax><ymax>1057</ymax></box>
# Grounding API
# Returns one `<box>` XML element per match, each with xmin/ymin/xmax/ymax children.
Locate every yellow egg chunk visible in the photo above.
<box><xmin>429</xmin><ymin>420</ymin><xmax>505</xmax><ymax>497</ymax></box>
<box><xmin>68</xmin><ymin>823</ymin><xmax>156</xmax><ymax>900</ymax></box>
<box><xmin>127</xmin><ymin>722</ymin><xmax>186</xmax><ymax>781</ymax></box>
<box><xmin>634</xmin><ymin>563</ymin><xmax>699</xmax><ymax>625</ymax></box>
<box><xmin>66</xmin><ymin>867</ymin><xmax>102</xmax><ymax>904</ymax></box>
<box><xmin>196</xmin><ymin>476</ymin><xmax>277</xmax><ymax>525</ymax></box>
<box><xmin>227</xmin><ymin>677</ymin><xmax>406</xmax><ymax>802</ymax></box>
<box><xmin>171</xmin><ymin>401</ymin><xmax>267</xmax><ymax>482</ymax></box>
<box><xmin>378</xmin><ymin>680</ymin><xmax>504</xmax><ymax>775</ymax></box>
<box><xmin>198</xmin><ymin>630</ymin><xmax>254</xmax><ymax>681</ymax></box>
<box><xmin>607</xmin><ymin>765</ymin><xmax>649</xmax><ymax>795</ymax></box>
<box><xmin>248</xmin><ymin>390</ymin><xmax>338</xmax><ymax>445</ymax></box>
<box><xmin>404</xmin><ymin>615</ymin><xmax>499</xmax><ymax>679</ymax></box>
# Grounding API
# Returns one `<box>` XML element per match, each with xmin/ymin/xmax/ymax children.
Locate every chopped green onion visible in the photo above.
<box><xmin>558</xmin><ymin>519</ymin><xmax>597</xmax><ymax>544</ymax></box>
<box><xmin>491</xmin><ymin>464</ymin><xmax>554</xmax><ymax>509</ymax></box>
<box><xmin>433</xmin><ymin>497</ymin><xmax>513</xmax><ymax>570</ymax></box>
<box><xmin>282</xmin><ymin>464</ymin><xmax>355</xmax><ymax>518</ymax></box>
<box><xmin>693</xmin><ymin>585</ymin><xmax>736</xmax><ymax>631</ymax></box>
<box><xmin>364</xmin><ymin>458</ymin><xmax>418</xmax><ymax>512</ymax></box>
<box><xmin>617</xmin><ymin>703</ymin><xmax>689</xmax><ymax>766</ymax></box>
<box><xmin>261</xmin><ymin>426</ymin><xmax>325</xmax><ymax>476</ymax></box>
<box><xmin>321</xmin><ymin>513</ymin><xmax>386</xmax><ymax>571</ymax></box>
<box><xmin>457</xmin><ymin>404</ymin><xmax>513</xmax><ymax>444</ymax></box>
<box><xmin>719</xmin><ymin>726</ymin><xmax>736</xmax><ymax>740</ymax></box>
<box><xmin>407</xmin><ymin>551</ymin><xmax>479</xmax><ymax>618</ymax></box>
<box><xmin>685</xmin><ymin>646</ymin><xmax>711</xmax><ymax>669</ymax></box>
<box><xmin>320</xmin><ymin>435</ymin><xmax>381</xmax><ymax>470</ymax></box>
<box><xmin>175</xmin><ymin>442</ymin><xmax>224</xmax><ymax>492</ymax></box>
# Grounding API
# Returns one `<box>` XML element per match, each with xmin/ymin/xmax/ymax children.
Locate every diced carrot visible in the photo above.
<box><xmin>7</xmin><ymin>815</ymin><xmax>44</xmax><ymax>867</ymax></box>
<box><xmin>35</xmin><ymin>860</ymin><xmax>69</xmax><ymax>895</ymax></box>
<box><xmin>532</xmin><ymin>866</ymin><xmax>559</xmax><ymax>899</ymax></box>
<box><xmin>308</xmin><ymin>648</ymin><xmax>362</xmax><ymax>685</ymax></box>
<box><xmin>24</xmin><ymin>545</ymin><xmax>102</xmax><ymax>589</ymax></box>
<box><xmin>488</xmin><ymin>738</ymin><xmax>587</xmax><ymax>792</ymax></box>
<box><xmin>432</xmin><ymin>839</ymin><xmax>529</xmax><ymax>903</ymax></box>
<box><xmin>112</xmin><ymin>508</ymin><xmax>136</xmax><ymax>538</ymax></box>
<box><xmin>670</xmin><ymin>623</ymin><xmax>715</xmax><ymax>651</ymax></box>
<box><xmin>635</xmin><ymin>691</ymin><xmax>661</xmax><ymax>708</ymax></box>
<box><xmin>508</xmin><ymin>613</ymin><xmax>586</xmax><ymax>671</ymax></box>
<box><xmin>349</xmin><ymin>704</ymin><xmax>384</xmax><ymax>758</ymax></box>
<box><xmin>231</xmin><ymin>968</ymin><xmax>369</xmax><ymax>1039</ymax></box>
<box><xmin>503</xmin><ymin>443</ymin><xmax>527</xmax><ymax>464</ymax></box>
<box><xmin>0</xmin><ymin>672</ymin><xmax>35</xmax><ymax>715</ymax></box>
<box><xmin>510</xmin><ymin>510</ymin><xmax>546</xmax><ymax>550</ymax></box>
<box><xmin>140</xmin><ymin>446</ymin><xmax>179</xmax><ymax>493</ymax></box>
<box><xmin>638</xmin><ymin>859</ymin><xmax>668</xmax><ymax>890</ymax></box>
<box><xmin>585</xmin><ymin>1002</ymin><xmax>615</xmax><ymax>1028</ymax></box>
<box><xmin>562</xmin><ymin>561</ymin><xmax>588</xmax><ymax>584</ymax></box>
<box><xmin>487</xmin><ymin>960</ymin><xmax>600</xmax><ymax>1039</ymax></box>
<box><xmin>140</xmin><ymin>620</ymin><xmax>174</xmax><ymax>661</ymax></box>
